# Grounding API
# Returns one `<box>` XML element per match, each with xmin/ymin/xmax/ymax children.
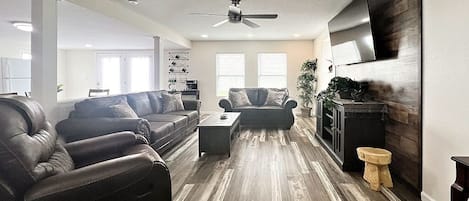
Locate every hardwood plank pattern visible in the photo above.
<box><xmin>162</xmin><ymin>115</ymin><xmax>419</xmax><ymax>201</ymax></box>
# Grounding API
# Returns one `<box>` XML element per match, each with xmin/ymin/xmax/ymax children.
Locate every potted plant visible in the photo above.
<box><xmin>297</xmin><ymin>59</ymin><xmax>318</xmax><ymax>117</ymax></box>
<box><xmin>317</xmin><ymin>76</ymin><xmax>361</xmax><ymax>110</ymax></box>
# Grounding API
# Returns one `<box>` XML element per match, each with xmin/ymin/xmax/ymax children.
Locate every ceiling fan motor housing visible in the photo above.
<box><xmin>228</xmin><ymin>6</ymin><xmax>242</xmax><ymax>23</ymax></box>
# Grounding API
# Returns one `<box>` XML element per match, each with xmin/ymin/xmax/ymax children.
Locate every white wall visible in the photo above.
<box><xmin>58</xmin><ymin>50</ymin><xmax>98</xmax><ymax>100</ymax></box>
<box><xmin>312</xmin><ymin>29</ymin><xmax>336</xmax><ymax>94</ymax></box>
<box><xmin>422</xmin><ymin>1</ymin><xmax>469</xmax><ymax>201</ymax></box>
<box><xmin>189</xmin><ymin>40</ymin><xmax>314</xmax><ymax>112</ymax></box>
<box><xmin>0</xmin><ymin>40</ymin><xmax>30</xmax><ymax>59</ymax></box>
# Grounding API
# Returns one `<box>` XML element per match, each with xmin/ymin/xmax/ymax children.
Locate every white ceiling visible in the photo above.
<box><xmin>0</xmin><ymin>0</ymin><xmax>352</xmax><ymax>51</ymax></box>
<box><xmin>0</xmin><ymin>0</ymin><xmax>185</xmax><ymax>51</ymax></box>
<box><xmin>113</xmin><ymin>0</ymin><xmax>351</xmax><ymax>40</ymax></box>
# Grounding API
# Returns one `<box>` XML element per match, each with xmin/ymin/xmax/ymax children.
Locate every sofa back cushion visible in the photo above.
<box><xmin>229</xmin><ymin>88</ymin><xmax>259</xmax><ymax>105</ymax></box>
<box><xmin>148</xmin><ymin>91</ymin><xmax>166</xmax><ymax>114</ymax></box>
<box><xmin>258</xmin><ymin>88</ymin><xmax>289</xmax><ymax>106</ymax></box>
<box><xmin>127</xmin><ymin>92</ymin><xmax>153</xmax><ymax>116</ymax></box>
<box><xmin>74</xmin><ymin>95</ymin><xmax>128</xmax><ymax>118</ymax></box>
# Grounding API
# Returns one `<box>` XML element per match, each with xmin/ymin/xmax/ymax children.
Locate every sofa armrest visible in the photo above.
<box><xmin>56</xmin><ymin>118</ymin><xmax>151</xmax><ymax>143</ymax></box>
<box><xmin>64</xmin><ymin>131</ymin><xmax>147</xmax><ymax>167</ymax></box>
<box><xmin>24</xmin><ymin>145</ymin><xmax>171</xmax><ymax>201</ymax></box>
<box><xmin>283</xmin><ymin>97</ymin><xmax>298</xmax><ymax>109</ymax></box>
<box><xmin>218</xmin><ymin>98</ymin><xmax>233</xmax><ymax>111</ymax></box>
<box><xmin>183</xmin><ymin>100</ymin><xmax>201</xmax><ymax>112</ymax></box>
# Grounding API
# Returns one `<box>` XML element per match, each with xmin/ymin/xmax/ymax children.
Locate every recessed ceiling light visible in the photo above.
<box><xmin>293</xmin><ymin>34</ymin><xmax>301</xmax><ymax>38</ymax></box>
<box><xmin>12</xmin><ymin>22</ymin><xmax>33</xmax><ymax>32</ymax></box>
<box><xmin>201</xmin><ymin>34</ymin><xmax>208</xmax><ymax>38</ymax></box>
<box><xmin>85</xmin><ymin>44</ymin><xmax>93</xmax><ymax>48</ymax></box>
<box><xmin>361</xmin><ymin>17</ymin><xmax>370</xmax><ymax>23</ymax></box>
<box><xmin>22</xmin><ymin>53</ymin><xmax>32</xmax><ymax>60</ymax></box>
<box><xmin>128</xmin><ymin>0</ymin><xmax>139</xmax><ymax>5</ymax></box>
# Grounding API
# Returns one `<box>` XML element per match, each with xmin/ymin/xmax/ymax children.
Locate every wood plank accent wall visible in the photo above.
<box><xmin>335</xmin><ymin>0</ymin><xmax>422</xmax><ymax>190</ymax></box>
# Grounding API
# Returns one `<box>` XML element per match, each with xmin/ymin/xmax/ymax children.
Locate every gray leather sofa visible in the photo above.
<box><xmin>0</xmin><ymin>95</ymin><xmax>171</xmax><ymax>201</ymax></box>
<box><xmin>56</xmin><ymin>91</ymin><xmax>201</xmax><ymax>154</ymax></box>
<box><xmin>219</xmin><ymin>88</ymin><xmax>297</xmax><ymax>129</ymax></box>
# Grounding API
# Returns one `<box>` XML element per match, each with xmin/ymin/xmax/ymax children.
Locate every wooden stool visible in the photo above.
<box><xmin>356</xmin><ymin>147</ymin><xmax>393</xmax><ymax>191</ymax></box>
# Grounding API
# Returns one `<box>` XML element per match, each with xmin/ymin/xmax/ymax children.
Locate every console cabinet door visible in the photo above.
<box><xmin>316</xmin><ymin>100</ymin><xmax>323</xmax><ymax>138</ymax></box>
<box><xmin>334</xmin><ymin>106</ymin><xmax>345</xmax><ymax>161</ymax></box>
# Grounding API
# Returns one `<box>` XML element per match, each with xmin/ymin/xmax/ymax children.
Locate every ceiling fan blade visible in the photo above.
<box><xmin>242</xmin><ymin>19</ymin><xmax>260</xmax><ymax>28</ymax></box>
<box><xmin>213</xmin><ymin>19</ymin><xmax>229</xmax><ymax>27</ymax></box>
<box><xmin>242</xmin><ymin>14</ymin><xmax>278</xmax><ymax>19</ymax></box>
<box><xmin>190</xmin><ymin>13</ymin><xmax>227</xmax><ymax>17</ymax></box>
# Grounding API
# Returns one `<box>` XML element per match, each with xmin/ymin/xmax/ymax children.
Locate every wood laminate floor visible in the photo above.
<box><xmin>162</xmin><ymin>115</ymin><xmax>420</xmax><ymax>201</ymax></box>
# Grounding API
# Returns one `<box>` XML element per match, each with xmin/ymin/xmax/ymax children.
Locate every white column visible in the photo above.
<box><xmin>31</xmin><ymin>0</ymin><xmax>57</xmax><ymax>117</ymax></box>
<box><xmin>154</xmin><ymin>36</ymin><xmax>164</xmax><ymax>90</ymax></box>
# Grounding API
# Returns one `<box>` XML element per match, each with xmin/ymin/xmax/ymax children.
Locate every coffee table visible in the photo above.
<box><xmin>198</xmin><ymin>112</ymin><xmax>241</xmax><ymax>157</ymax></box>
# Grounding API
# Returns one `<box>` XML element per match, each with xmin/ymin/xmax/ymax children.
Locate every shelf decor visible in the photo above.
<box><xmin>168</xmin><ymin>51</ymin><xmax>190</xmax><ymax>91</ymax></box>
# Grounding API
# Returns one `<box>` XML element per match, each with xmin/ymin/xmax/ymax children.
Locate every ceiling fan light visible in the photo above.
<box><xmin>128</xmin><ymin>0</ymin><xmax>139</xmax><ymax>5</ymax></box>
<box><xmin>12</xmin><ymin>22</ymin><xmax>33</xmax><ymax>32</ymax></box>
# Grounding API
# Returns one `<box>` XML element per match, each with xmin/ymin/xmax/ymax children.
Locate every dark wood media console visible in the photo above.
<box><xmin>316</xmin><ymin>99</ymin><xmax>385</xmax><ymax>171</ymax></box>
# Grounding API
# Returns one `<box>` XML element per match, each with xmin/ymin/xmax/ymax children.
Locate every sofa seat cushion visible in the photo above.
<box><xmin>142</xmin><ymin>114</ymin><xmax>188</xmax><ymax>128</ymax></box>
<box><xmin>234</xmin><ymin>106</ymin><xmax>283</xmax><ymax>110</ymax></box>
<box><xmin>149</xmin><ymin>122</ymin><xmax>175</xmax><ymax>141</ymax></box>
<box><xmin>166</xmin><ymin>111</ymin><xmax>198</xmax><ymax>122</ymax></box>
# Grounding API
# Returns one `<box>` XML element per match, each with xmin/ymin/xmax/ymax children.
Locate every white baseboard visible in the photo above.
<box><xmin>421</xmin><ymin>192</ymin><xmax>436</xmax><ymax>201</ymax></box>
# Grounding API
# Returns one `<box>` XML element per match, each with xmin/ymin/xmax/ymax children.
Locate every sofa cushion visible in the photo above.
<box><xmin>234</xmin><ymin>105</ymin><xmax>284</xmax><ymax>111</ymax></box>
<box><xmin>161</xmin><ymin>93</ymin><xmax>185</xmax><ymax>113</ymax></box>
<box><xmin>229</xmin><ymin>90</ymin><xmax>252</xmax><ymax>108</ymax></box>
<box><xmin>74</xmin><ymin>95</ymin><xmax>127</xmax><ymax>118</ymax></box>
<box><xmin>148</xmin><ymin>91</ymin><xmax>165</xmax><ymax>114</ymax></box>
<box><xmin>149</xmin><ymin>121</ymin><xmax>175</xmax><ymax>142</ymax></box>
<box><xmin>258</xmin><ymin>88</ymin><xmax>288</xmax><ymax>106</ymax></box>
<box><xmin>230</xmin><ymin>88</ymin><xmax>259</xmax><ymax>105</ymax></box>
<box><xmin>166</xmin><ymin>111</ymin><xmax>199</xmax><ymax>122</ymax></box>
<box><xmin>263</xmin><ymin>89</ymin><xmax>288</xmax><ymax>106</ymax></box>
<box><xmin>142</xmin><ymin>114</ymin><xmax>188</xmax><ymax>128</ymax></box>
<box><xmin>127</xmin><ymin>92</ymin><xmax>153</xmax><ymax>116</ymax></box>
<box><xmin>108</xmin><ymin>103</ymin><xmax>138</xmax><ymax>118</ymax></box>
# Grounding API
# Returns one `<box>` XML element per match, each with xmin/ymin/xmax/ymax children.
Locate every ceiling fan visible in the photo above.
<box><xmin>191</xmin><ymin>0</ymin><xmax>278</xmax><ymax>28</ymax></box>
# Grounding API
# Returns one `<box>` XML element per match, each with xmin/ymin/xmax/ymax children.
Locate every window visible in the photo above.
<box><xmin>97</xmin><ymin>52</ymin><xmax>153</xmax><ymax>95</ymax></box>
<box><xmin>216</xmin><ymin>54</ymin><xmax>245</xmax><ymax>97</ymax></box>
<box><xmin>258</xmin><ymin>53</ymin><xmax>287</xmax><ymax>88</ymax></box>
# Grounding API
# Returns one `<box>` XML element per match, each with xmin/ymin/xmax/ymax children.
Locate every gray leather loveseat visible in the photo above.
<box><xmin>219</xmin><ymin>88</ymin><xmax>297</xmax><ymax>129</ymax></box>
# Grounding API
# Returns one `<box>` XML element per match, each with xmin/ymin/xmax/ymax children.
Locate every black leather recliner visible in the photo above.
<box><xmin>0</xmin><ymin>96</ymin><xmax>171</xmax><ymax>201</ymax></box>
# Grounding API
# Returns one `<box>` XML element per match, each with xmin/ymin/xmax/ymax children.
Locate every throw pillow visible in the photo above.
<box><xmin>264</xmin><ymin>89</ymin><xmax>287</xmax><ymax>106</ymax></box>
<box><xmin>108</xmin><ymin>103</ymin><xmax>139</xmax><ymax>118</ymax></box>
<box><xmin>229</xmin><ymin>90</ymin><xmax>252</xmax><ymax>108</ymax></box>
<box><xmin>161</xmin><ymin>93</ymin><xmax>185</xmax><ymax>113</ymax></box>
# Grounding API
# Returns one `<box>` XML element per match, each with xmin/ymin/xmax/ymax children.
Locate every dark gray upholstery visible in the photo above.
<box><xmin>127</xmin><ymin>92</ymin><xmax>153</xmax><ymax>116</ymax></box>
<box><xmin>0</xmin><ymin>96</ymin><xmax>172</xmax><ymax>201</ymax></box>
<box><xmin>57</xmin><ymin>90</ymin><xmax>201</xmax><ymax>154</ymax></box>
<box><xmin>219</xmin><ymin>88</ymin><xmax>297</xmax><ymax>129</ymax></box>
<box><xmin>142</xmin><ymin>114</ymin><xmax>188</xmax><ymax>128</ymax></box>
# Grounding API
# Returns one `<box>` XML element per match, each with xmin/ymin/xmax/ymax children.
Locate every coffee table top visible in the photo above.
<box><xmin>198</xmin><ymin>112</ymin><xmax>241</xmax><ymax>127</ymax></box>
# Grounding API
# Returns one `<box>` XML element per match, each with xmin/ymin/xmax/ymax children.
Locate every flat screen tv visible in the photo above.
<box><xmin>328</xmin><ymin>0</ymin><xmax>377</xmax><ymax>65</ymax></box>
